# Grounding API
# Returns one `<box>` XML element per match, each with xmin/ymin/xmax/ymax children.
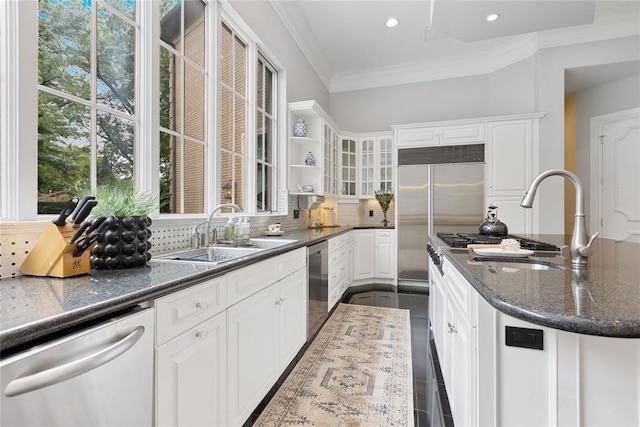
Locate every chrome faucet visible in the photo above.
<box><xmin>520</xmin><ymin>169</ymin><xmax>598</xmax><ymax>269</ymax></box>
<box><xmin>203</xmin><ymin>203</ymin><xmax>243</xmax><ymax>246</ymax></box>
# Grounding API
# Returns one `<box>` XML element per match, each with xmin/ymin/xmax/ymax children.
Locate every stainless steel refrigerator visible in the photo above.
<box><xmin>397</xmin><ymin>145</ymin><xmax>485</xmax><ymax>284</ymax></box>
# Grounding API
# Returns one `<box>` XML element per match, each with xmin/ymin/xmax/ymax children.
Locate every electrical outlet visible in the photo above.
<box><xmin>293</xmin><ymin>209</ymin><xmax>300</xmax><ymax>219</ymax></box>
<box><xmin>369</xmin><ymin>210</ymin><xmax>374</xmax><ymax>217</ymax></box>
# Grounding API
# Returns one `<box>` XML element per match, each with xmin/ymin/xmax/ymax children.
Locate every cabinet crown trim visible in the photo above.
<box><xmin>391</xmin><ymin>112</ymin><xmax>547</xmax><ymax>130</ymax></box>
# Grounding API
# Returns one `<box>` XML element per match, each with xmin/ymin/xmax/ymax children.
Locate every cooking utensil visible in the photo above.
<box><xmin>52</xmin><ymin>198</ymin><xmax>79</xmax><ymax>226</ymax></box>
<box><xmin>70</xmin><ymin>196</ymin><xmax>96</xmax><ymax>221</ymax></box>
<box><xmin>467</xmin><ymin>238</ymin><xmax>521</xmax><ymax>252</ymax></box>
<box><xmin>478</xmin><ymin>205</ymin><xmax>509</xmax><ymax>236</ymax></box>
<box><xmin>73</xmin><ymin>219</ymin><xmax>109</xmax><ymax>257</ymax></box>
<box><xmin>86</xmin><ymin>216</ymin><xmax>107</xmax><ymax>234</ymax></box>
<box><xmin>69</xmin><ymin>221</ymin><xmax>92</xmax><ymax>243</ymax></box>
<box><xmin>72</xmin><ymin>199</ymin><xmax>98</xmax><ymax>225</ymax></box>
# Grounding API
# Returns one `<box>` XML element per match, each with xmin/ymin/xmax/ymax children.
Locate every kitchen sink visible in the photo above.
<box><xmin>154</xmin><ymin>238</ymin><xmax>298</xmax><ymax>264</ymax></box>
<box><xmin>245</xmin><ymin>238</ymin><xmax>298</xmax><ymax>249</ymax></box>
<box><xmin>156</xmin><ymin>246</ymin><xmax>263</xmax><ymax>263</ymax></box>
<box><xmin>473</xmin><ymin>257</ymin><xmax>568</xmax><ymax>272</ymax></box>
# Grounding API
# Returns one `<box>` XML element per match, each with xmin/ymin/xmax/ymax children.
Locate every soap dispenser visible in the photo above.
<box><xmin>224</xmin><ymin>217</ymin><xmax>235</xmax><ymax>241</ymax></box>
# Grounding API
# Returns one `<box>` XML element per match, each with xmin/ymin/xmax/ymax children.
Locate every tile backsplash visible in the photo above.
<box><xmin>0</xmin><ymin>195</ymin><xmax>394</xmax><ymax>279</ymax></box>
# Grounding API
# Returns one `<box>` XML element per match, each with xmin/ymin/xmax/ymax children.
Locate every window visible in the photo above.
<box><xmin>159</xmin><ymin>0</ymin><xmax>207</xmax><ymax>214</ymax></box>
<box><xmin>5</xmin><ymin>0</ymin><xmax>284</xmax><ymax>220</ymax></box>
<box><xmin>37</xmin><ymin>0</ymin><xmax>137</xmax><ymax>214</ymax></box>
<box><xmin>256</xmin><ymin>54</ymin><xmax>277</xmax><ymax>212</ymax></box>
<box><xmin>219</xmin><ymin>13</ymin><xmax>282</xmax><ymax>215</ymax></box>
<box><xmin>219</xmin><ymin>21</ymin><xmax>246</xmax><ymax>213</ymax></box>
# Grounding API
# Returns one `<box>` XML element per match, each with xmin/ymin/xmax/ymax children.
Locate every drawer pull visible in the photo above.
<box><xmin>196</xmin><ymin>330</ymin><xmax>209</xmax><ymax>339</ymax></box>
<box><xmin>195</xmin><ymin>301</ymin><xmax>208</xmax><ymax>309</ymax></box>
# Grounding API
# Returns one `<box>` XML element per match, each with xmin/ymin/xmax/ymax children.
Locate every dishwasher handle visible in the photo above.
<box><xmin>4</xmin><ymin>325</ymin><xmax>145</xmax><ymax>397</ymax></box>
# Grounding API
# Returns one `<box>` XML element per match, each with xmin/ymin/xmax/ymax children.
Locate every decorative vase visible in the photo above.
<box><xmin>375</xmin><ymin>193</ymin><xmax>394</xmax><ymax>227</ymax></box>
<box><xmin>90</xmin><ymin>216</ymin><xmax>152</xmax><ymax>269</ymax></box>
<box><xmin>293</xmin><ymin>118</ymin><xmax>308</xmax><ymax>137</ymax></box>
<box><xmin>305</xmin><ymin>151</ymin><xmax>316</xmax><ymax>166</ymax></box>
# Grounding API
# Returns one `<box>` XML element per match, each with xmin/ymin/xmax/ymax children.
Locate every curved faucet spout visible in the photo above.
<box><xmin>203</xmin><ymin>203</ymin><xmax>243</xmax><ymax>246</ymax></box>
<box><xmin>520</xmin><ymin>169</ymin><xmax>598</xmax><ymax>269</ymax></box>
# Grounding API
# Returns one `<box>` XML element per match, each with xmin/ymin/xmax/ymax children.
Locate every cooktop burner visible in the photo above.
<box><xmin>436</xmin><ymin>232</ymin><xmax>561</xmax><ymax>252</ymax></box>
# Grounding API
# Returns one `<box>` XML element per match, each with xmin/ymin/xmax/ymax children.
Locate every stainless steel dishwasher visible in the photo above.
<box><xmin>1</xmin><ymin>307</ymin><xmax>154</xmax><ymax>426</ymax></box>
<box><xmin>307</xmin><ymin>240</ymin><xmax>328</xmax><ymax>340</ymax></box>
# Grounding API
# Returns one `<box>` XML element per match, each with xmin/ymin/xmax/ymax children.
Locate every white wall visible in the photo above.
<box><xmin>535</xmin><ymin>36</ymin><xmax>640</xmax><ymax>233</ymax></box>
<box><xmin>573</xmin><ymin>72</ymin><xmax>640</xmax><ymax>220</ymax></box>
<box><xmin>228</xmin><ymin>1</ymin><xmax>330</xmax><ymax>109</ymax></box>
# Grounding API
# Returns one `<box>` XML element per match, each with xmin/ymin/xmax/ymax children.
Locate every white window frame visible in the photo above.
<box><xmin>1</xmin><ymin>0</ymin><xmax>285</xmax><ymax>221</ymax></box>
<box><xmin>219</xmin><ymin>2</ymin><xmax>287</xmax><ymax>216</ymax></box>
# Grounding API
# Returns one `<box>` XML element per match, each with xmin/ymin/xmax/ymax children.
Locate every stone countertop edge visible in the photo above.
<box><xmin>0</xmin><ymin>225</ymin><xmax>391</xmax><ymax>354</ymax></box>
<box><xmin>437</xmin><ymin>236</ymin><xmax>640</xmax><ymax>339</ymax></box>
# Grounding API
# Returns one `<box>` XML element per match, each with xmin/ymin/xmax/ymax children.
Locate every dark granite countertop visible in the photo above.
<box><xmin>433</xmin><ymin>234</ymin><xmax>640</xmax><ymax>338</ymax></box>
<box><xmin>0</xmin><ymin>226</ymin><xmax>393</xmax><ymax>355</ymax></box>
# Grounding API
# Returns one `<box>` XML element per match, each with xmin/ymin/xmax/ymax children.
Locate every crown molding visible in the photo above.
<box><xmin>268</xmin><ymin>0</ymin><xmax>333</xmax><ymax>91</ymax></box>
<box><xmin>273</xmin><ymin>1</ymin><xmax>640</xmax><ymax>94</ymax></box>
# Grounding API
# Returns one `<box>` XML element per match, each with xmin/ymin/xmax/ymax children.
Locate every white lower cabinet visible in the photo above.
<box><xmin>442</xmin><ymin>260</ymin><xmax>477</xmax><ymax>426</ymax></box>
<box><xmin>353</xmin><ymin>230</ymin><xmax>374</xmax><ymax>280</ymax></box>
<box><xmin>226</xmin><ymin>267</ymin><xmax>307</xmax><ymax>426</ymax></box>
<box><xmin>156</xmin><ymin>312</ymin><xmax>227</xmax><ymax>427</ymax></box>
<box><xmin>440</xmin><ymin>259</ymin><xmax>640</xmax><ymax>426</ymax></box>
<box><xmin>353</xmin><ymin>229</ymin><xmax>397</xmax><ymax>285</ymax></box>
<box><xmin>155</xmin><ymin>276</ymin><xmax>228</xmax><ymax>427</ymax></box>
<box><xmin>374</xmin><ymin>229</ymin><xmax>396</xmax><ymax>279</ymax></box>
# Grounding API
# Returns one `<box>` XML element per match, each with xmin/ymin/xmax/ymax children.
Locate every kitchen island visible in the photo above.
<box><xmin>428</xmin><ymin>234</ymin><xmax>640</xmax><ymax>426</ymax></box>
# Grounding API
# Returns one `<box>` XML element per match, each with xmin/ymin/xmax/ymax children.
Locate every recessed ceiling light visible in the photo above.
<box><xmin>386</xmin><ymin>17</ymin><xmax>399</xmax><ymax>28</ymax></box>
<box><xmin>486</xmin><ymin>13</ymin><xmax>500</xmax><ymax>22</ymax></box>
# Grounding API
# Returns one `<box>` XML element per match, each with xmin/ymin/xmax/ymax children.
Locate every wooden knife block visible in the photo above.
<box><xmin>20</xmin><ymin>222</ymin><xmax>92</xmax><ymax>278</ymax></box>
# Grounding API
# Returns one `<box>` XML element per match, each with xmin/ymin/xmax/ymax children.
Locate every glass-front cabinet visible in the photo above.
<box><xmin>288</xmin><ymin>101</ymin><xmax>395</xmax><ymax>199</ymax></box>
<box><xmin>340</xmin><ymin>136</ymin><xmax>357</xmax><ymax>197</ymax></box>
<box><xmin>358</xmin><ymin>133</ymin><xmax>394</xmax><ymax>198</ymax></box>
<box><xmin>323</xmin><ymin>124</ymin><xmax>339</xmax><ymax>196</ymax></box>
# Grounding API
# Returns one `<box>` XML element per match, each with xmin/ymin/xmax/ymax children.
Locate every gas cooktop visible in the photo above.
<box><xmin>436</xmin><ymin>232</ymin><xmax>561</xmax><ymax>252</ymax></box>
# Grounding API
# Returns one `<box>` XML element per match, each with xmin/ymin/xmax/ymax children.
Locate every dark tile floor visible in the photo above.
<box><xmin>246</xmin><ymin>284</ymin><xmax>449</xmax><ymax>427</ymax></box>
<box><xmin>345</xmin><ymin>284</ymin><xmax>431</xmax><ymax>427</ymax></box>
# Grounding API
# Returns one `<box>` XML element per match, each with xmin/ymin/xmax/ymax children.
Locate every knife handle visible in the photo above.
<box><xmin>73</xmin><ymin>199</ymin><xmax>98</xmax><ymax>225</ymax></box>
<box><xmin>71</xmin><ymin>196</ymin><xmax>96</xmax><ymax>221</ymax></box>
<box><xmin>69</xmin><ymin>221</ymin><xmax>91</xmax><ymax>243</ymax></box>
<box><xmin>52</xmin><ymin>198</ymin><xmax>79</xmax><ymax>226</ymax></box>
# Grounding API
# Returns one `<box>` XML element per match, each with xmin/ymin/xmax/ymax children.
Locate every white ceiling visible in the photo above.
<box><xmin>271</xmin><ymin>0</ymin><xmax>640</xmax><ymax>93</ymax></box>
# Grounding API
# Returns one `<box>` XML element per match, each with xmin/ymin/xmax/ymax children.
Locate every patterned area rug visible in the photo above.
<box><xmin>255</xmin><ymin>303</ymin><xmax>413</xmax><ymax>426</ymax></box>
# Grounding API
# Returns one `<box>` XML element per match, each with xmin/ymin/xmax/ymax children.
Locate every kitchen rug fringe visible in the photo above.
<box><xmin>254</xmin><ymin>303</ymin><xmax>413</xmax><ymax>427</ymax></box>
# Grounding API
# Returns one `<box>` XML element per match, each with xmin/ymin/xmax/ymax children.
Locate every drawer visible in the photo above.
<box><xmin>376</xmin><ymin>230</ymin><xmax>394</xmax><ymax>239</ymax></box>
<box><xmin>156</xmin><ymin>276</ymin><xmax>227</xmax><ymax>346</ymax></box>
<box><xmin>329</xmin><ymin>246</ymin><xmax>346</xmax><ymax>270</ymax></box>
<box><xmin>227</xmin><ymin>248</ymin><xmax>306</xmax><ymax>306</ymax></box>
<box><xmin>328</xmin><ymin>232</ymin><xmax>352</xmax><ymax>251</ymax></box>
<box><xmin>443</xmin><ymin>261</ymin><xmax>472</xmax><ymax>316</ymax></box>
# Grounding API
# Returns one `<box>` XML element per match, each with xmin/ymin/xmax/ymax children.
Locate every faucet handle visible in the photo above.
<box><xmin>578</xmin><ymin>232</ymin><xmax>599</xmax><ymax>257</ymax></box>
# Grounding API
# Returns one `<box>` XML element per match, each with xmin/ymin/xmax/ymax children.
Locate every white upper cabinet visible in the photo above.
<box><xmin>339</xmin><ymin>136</ymin><xmax>358</xmax><ymax>197</ymax></box>
<box><xmin>287</xmin><ymin>101</ymin><xmax>326</xmax><ymax>196</ymax></box>
<box><xmin>485</xmin><ymin>116</ymin><xmax>544</xmax><ymax>234</ymax></box>
<box><xmin>358</xmin><ymin>133</ymin><xmax>394</xmax><ymax>198</ymax></box>
<box><xmin>396</xmin><ymin>122</ymin><xmax>485</xmax><ymax>148</ymax></box>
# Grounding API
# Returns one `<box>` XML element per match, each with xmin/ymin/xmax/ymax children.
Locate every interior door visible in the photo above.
<box><xmin>593</xmin><ymin>108</ymin><xmax>640</xmax><ymax>242</ymax></box>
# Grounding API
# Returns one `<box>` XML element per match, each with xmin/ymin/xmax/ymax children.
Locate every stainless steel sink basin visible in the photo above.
<box><xmin>473</xmin><ymin>257</ymin><xmax>568</xmax><ymax>272</ymax></box>
<box><xmin>246</xmin><ymin>238</ymin><xmax>297</xmax><ymax>249</ymax></box>
<box><xmin>154</xmin><ymin>238</ymin><xmax>297</xmax><ymax>264</ymax></box>
<box><xmin>157</xmin><ymin>246</ymin><xmax>263</xmax><ymax>263</ymax></box>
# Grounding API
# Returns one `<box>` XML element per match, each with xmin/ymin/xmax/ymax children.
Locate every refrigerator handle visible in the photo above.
<box><xmin>4</xmin><ymin>326</ymin><xmax>145</xmax><ymax>397</ymax></box>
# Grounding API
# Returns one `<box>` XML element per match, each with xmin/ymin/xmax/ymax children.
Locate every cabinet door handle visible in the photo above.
<box><xmin>447</xmin><ymin>322</ymin><xmax>457</xmax><ymax>334</ymax></box>
<box><xmin>195</xmin><ymin>301</ymin><xmax>208</xmax><ymax>309</ymax></box>
<box><xmin>196</xmin><ymin>330</ymin><xmax>209</xmax><ymax>339</ymax></box>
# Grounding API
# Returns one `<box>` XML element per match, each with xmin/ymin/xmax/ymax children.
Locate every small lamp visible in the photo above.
<box><xmin>222</xmin><ymin>179</ymin><xmax>233</xmax><ymax>200</ymax></box>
